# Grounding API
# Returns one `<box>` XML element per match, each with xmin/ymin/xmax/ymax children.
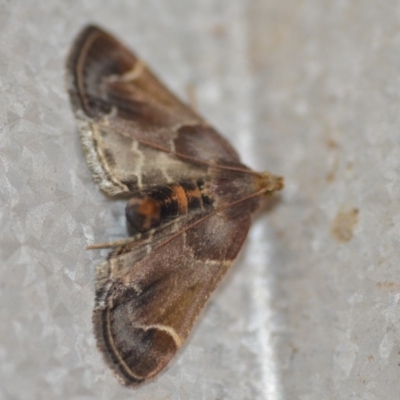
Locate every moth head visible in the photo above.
<box><xmin>256</xmin><ymin>172</ymin><xmax>284</xmax><ymax>196</ymax></box>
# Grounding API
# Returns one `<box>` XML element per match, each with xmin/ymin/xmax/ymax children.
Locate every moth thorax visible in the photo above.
<box><xmin>126</xmin><ymin>182</ymin><xmax>211</xmax><ymax>233</ymax></box>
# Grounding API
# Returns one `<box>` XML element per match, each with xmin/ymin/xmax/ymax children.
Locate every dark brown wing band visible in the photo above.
<box><xmin>66</xmin><ymin>25</ymin><xmax>137</xmax><ymax>117</ymax></box>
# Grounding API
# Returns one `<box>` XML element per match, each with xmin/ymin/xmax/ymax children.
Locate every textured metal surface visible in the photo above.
<box><xmin>1</xmin><ymin>1</ymin><xmax>399</xmax><ymax>399</ymax></box>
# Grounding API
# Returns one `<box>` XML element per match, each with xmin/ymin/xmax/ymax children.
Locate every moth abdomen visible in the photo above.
<box><xmin>126</xmin><ymin>181</ymin><xmax>213</xmax><ymax>232</ymax></box>
<box><xmin>126</xmin><ymin>197</ymin><xmax>162</xmax><ymax>232</ymax></box>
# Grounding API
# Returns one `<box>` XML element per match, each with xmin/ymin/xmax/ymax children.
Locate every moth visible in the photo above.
<box><xmin>66</xmin><ymin>25</ymin><xmax>284</xmax><ymax>387</ymax></box>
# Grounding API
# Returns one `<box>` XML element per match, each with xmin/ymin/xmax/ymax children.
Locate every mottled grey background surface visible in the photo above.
<box><xmin>1</xmin><ymin>1</ymin><xmax>400</xmax><ymax>399</ymax></box>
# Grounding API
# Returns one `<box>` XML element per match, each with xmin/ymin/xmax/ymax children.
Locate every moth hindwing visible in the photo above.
<box><xmin>66</xmin><ymin>24</ymin><xmax>284</xmax><ymax>387</ymax></box>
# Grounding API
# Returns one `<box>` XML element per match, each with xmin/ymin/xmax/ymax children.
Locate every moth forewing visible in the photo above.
<box><xmin>66</xmin><ymin>24</ymin><xmax>284</xmax><ymax>387</ymax></box>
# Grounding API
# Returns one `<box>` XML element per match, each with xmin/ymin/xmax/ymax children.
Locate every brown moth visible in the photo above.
<box><xmin>66</xmin><ymin>25</ymin><xmax>284</xmax><ymax>387</ymax></box>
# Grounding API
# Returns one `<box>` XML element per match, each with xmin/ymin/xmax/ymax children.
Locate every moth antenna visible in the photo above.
<box><xmin>86</xmin><ymin>237</ymin><xmax>137</xmax><ymax>250</ymax></box>
<box><xmin>86</xmin><ymin>174</ymin><xmax>283</xmax><ymax>252</ymax></box>
<box><xmin>97</xmin><ymin>119</ymin><xmax>265</xmax><ymax>177</ymax></box>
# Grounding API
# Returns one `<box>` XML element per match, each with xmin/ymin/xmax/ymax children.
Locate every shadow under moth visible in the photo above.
<box><xmin>66</xmin><ymin>25</ymin><xmax>284</xmax><ymax>387</ymax></box>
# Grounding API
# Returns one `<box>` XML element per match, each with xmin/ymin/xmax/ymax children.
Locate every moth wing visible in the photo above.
<box><xmin>66</xmin><ymin>25</ymin><xmax>242</xmax><ymax>196</ymax></box>
<box><xmin>92</xmin><ymin>204</ymin><xmax>254</xmax><ymax>386</ymax></box>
